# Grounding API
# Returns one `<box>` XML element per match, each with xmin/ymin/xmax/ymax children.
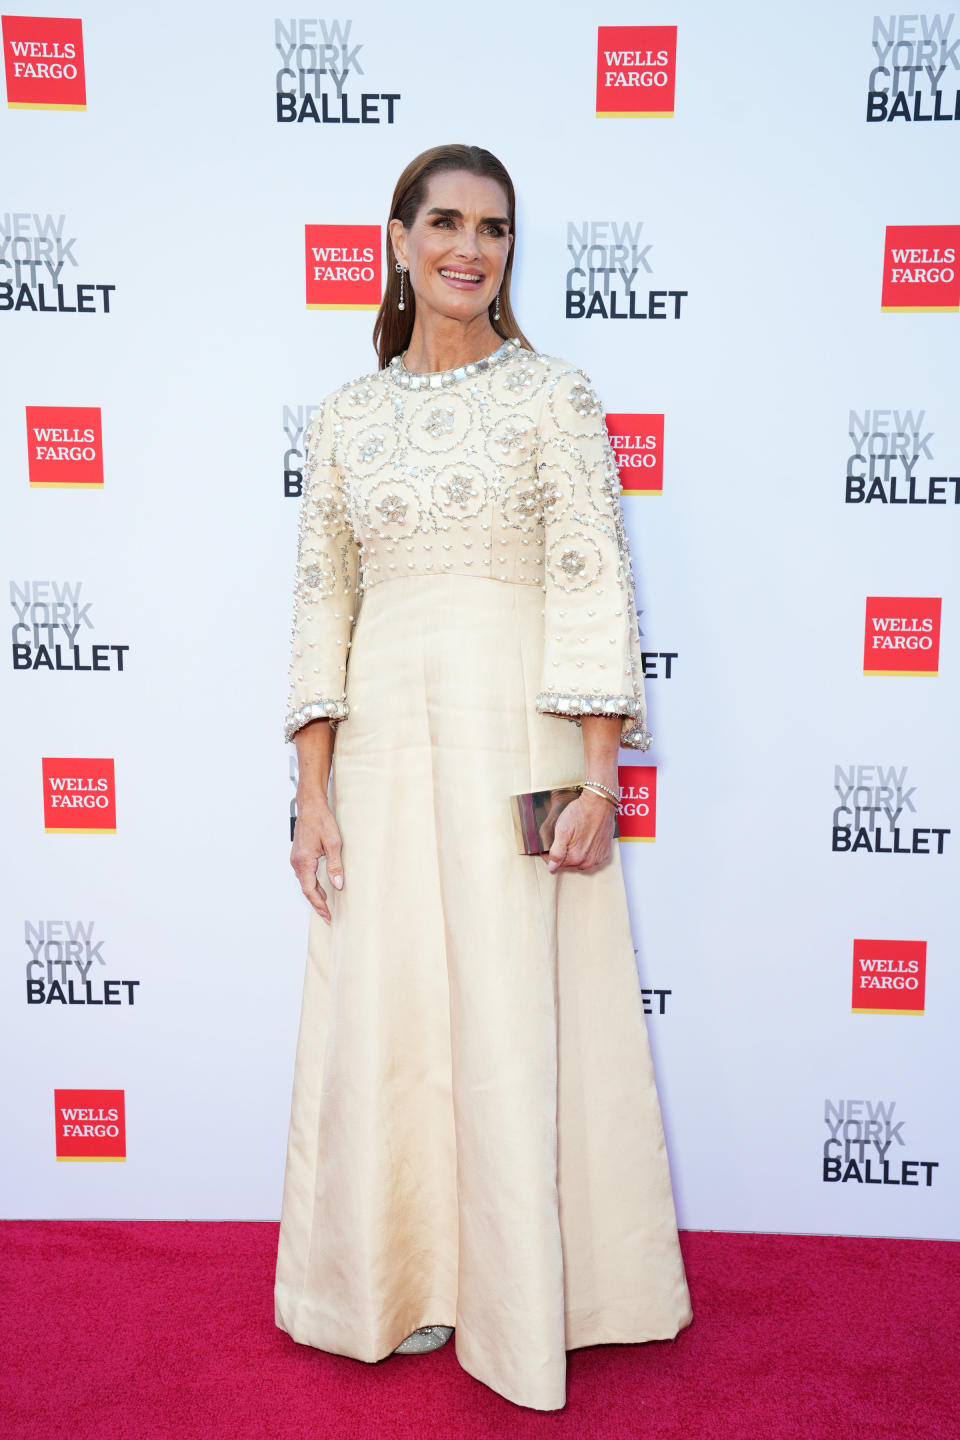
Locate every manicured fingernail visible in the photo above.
<box><xmin>332</xmin><ymin>875</ymin><xmax>343</xmax><ymax>890</ymax></box>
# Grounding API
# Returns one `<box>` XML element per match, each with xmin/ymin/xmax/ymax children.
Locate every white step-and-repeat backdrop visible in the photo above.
<box><xmin>2</xmin><ymin>1</ymin><xmax>957</xmax><ymax>1238</ymax></box>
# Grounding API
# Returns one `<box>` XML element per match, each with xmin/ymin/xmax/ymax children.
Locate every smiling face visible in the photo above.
<box><xmin>390</xmin><ymin>169</ymin><xmax>514</xmax><ymax>331</ymax></box>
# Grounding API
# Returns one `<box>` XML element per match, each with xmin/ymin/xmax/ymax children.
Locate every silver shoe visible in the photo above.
<box><xmin>392</xmin><ymin>1325</ymin><xmax>454</xmax><ymax>1355</ymax></box>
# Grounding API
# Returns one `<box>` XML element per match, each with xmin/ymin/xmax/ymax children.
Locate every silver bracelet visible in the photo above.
<box><xmin>580</xmin><ymin>779</ymin><xmax>620</xmax><ymax>810</ymax></box>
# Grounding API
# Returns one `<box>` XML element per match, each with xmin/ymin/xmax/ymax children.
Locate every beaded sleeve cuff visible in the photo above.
<box><xmin>284</xmin><ymin>698</ymin><xmax>349</xmax><ymax>743</ymax></box>
<box><xmin>535</xmin><ymin>691</ymin><xmax>653</xmax><ymax>752</ymax></box>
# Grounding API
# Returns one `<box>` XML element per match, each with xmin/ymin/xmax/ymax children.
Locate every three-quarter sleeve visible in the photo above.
<box><xmin>534</xmin><ymin>367</ymin><xmax>652</xmax><ymax>751</ymax></box>
<box><xmin>284</xmin><ymin>400</ymin><xmax>360</xmax><ymax>743</ymax></box>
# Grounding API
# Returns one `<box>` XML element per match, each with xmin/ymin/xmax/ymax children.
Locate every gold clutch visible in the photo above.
<box><xmin>510</xmin><ymin>783</ymin><xmax>619</xmax><ymax>855</ymax></box>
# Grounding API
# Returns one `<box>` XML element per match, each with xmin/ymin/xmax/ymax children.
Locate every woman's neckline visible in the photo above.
<box><xmin>387</xmin><ymin>336</ymin><xmax>523</xmax><ymax>390</ymax></box>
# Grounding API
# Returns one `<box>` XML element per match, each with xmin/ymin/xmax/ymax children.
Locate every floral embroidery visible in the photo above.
<box><xmin>568</xmin><ymin>381</ymin><xmax>599</xmax><ymax>416</ymax></box>
<box><xmin>358</xmin><ymin>434</ymin><xmax>385</xmax><ymax>464</ymax></box>
<box><xmin>312</xmin><ymin>494</ymin><xmax>343</xmax><ymax>531</ymax></box>
<box><xmin>503</xmin><ymin>365</ymin><xmax>535</xmax><ymax>392</ymax></box>
<box><xmin>496</xmin><ymin>419</ymin><xmax>527</xmax><ymax>451</ymax></box>
<box><xmin>546</xmin><ymin>532</ymin><xmax>603</xmax><ymax>591</ymax></box>
<box><xmin>377</xmin><ymin>493</ymin><xmax>408</xmax><ymax>525</ymax></box>
<box><xmin>442</xmin><ymin>472</ymin><xmax>477</xmax><ymax>506</ymax></box>
<box><xmin>423</xmin><ymin>405</ymin><xmax>456</xmax><ymax>437</ymax></box>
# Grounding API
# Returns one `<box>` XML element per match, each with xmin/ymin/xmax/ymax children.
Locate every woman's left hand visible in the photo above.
<box><xmin>545</xmin><ymin>789</ymin><xmax>617</xmax><ymax>873</ymax></box>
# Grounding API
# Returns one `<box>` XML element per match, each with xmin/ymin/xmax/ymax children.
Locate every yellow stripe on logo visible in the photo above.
<box><xmin>8</xmin><ymin>102</ymin><xmax>86</xmax><ymax>111</ymax></box>
<box><xmin>852</xmin><ymin>1007</ymin><xmax>924</xmax><ymax>1016</ymax></box>
<box><xmin>56</xmin><ymin>1155</ymin><xmax>126</xmax><ymax>1161</ymax></box>
<box><xmin>44</xmin><ymin>827</ymin><xmax>117</xmax><ymax>834</ymax></box>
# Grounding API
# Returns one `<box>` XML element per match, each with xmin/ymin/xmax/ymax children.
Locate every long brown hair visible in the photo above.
<box><xmin>373</xmin><ymin>143</ymin><xmax>533</xmax><ymax>369</ymax></box>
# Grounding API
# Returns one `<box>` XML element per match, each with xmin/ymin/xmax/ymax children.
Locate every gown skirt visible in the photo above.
<box><xmin>274</xmin><ymin>573</ymin><xmax>693</xmax><ymax>1411</ymax></box>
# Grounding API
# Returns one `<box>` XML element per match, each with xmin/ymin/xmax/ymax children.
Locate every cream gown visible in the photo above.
<box><xmin>274</xmin><ymin>337</ymin><xmax>692</xmax><ymax>1411</ymax></box>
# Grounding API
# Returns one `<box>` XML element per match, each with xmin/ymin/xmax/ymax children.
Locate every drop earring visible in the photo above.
<box><xmin>493</xmin><ymin>290</ymin><xmax>501</xmax><ymax>322</ymax></box>
<box><xmin>396</xmin><ymin>261</ymin><xmax>407</xmax><ymax>312</ymax></box>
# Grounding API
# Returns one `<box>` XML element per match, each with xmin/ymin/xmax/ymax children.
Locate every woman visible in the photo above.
<box><xmin>274</xmin><ymin>143</ymin><xmax>692</xmax><ymax>1412</ymax></box>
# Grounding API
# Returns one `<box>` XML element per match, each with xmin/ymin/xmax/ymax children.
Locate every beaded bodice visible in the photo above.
<box><xmin>334</xmin><ymin>339</ymin><xmax>555</xmax><ymax>591</ymax></box>
<box><xmin>286</xmin><ymin>338</ymin><xmax>652</xmax><ymax>749</ymax></box>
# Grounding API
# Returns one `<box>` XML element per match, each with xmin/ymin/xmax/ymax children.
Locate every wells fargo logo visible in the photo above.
<box><xmin>618</xmin><ymin>765</ymin><xmax>657</xmax><ymax>841</ymax></box>
<box><xmin>25</xmin><ymin>405</ymin><xmax>103</xmax><ymax>487</ymax></box>
<box><xmin>54</xmin><ymin>1088</ymin><xmax>125</xmax><ymax>1160</ymax></box>
<box><xmin>305</xmin><ymin>224</ymin><xmax>380</xmax><ymax>309</ymax></box>
<box><xmin>852</xmin><ymin>938</ymin><xmax>926</xmax><ymax>1015</ymax></box>
<box><xmin>881</xmin><ymin>225</ymin><xmax>960</xmax><ymax>311</ymax></box>
<box><xmin>42</xmin><ymin>756</ymin><xmax>116</xmax><ymax>833</ymax></box>
<box><xmin>596</xmin><ymin>26</ymin><xmax>677</xmax><ymax>118</ymax></box>
<box><xmin>2</xmin><ymin>14</ymin><xmax>85</xmax><ymax>109</ymax></box>
<box><xmin>606</xmin><ymin>413</ymin><xmax>663</xmax><ymax>494</ymax></box>
<box><xmin>863</xmin><ymin>596</ymin><xmax>941</xmax><ymax>675</ymax></box>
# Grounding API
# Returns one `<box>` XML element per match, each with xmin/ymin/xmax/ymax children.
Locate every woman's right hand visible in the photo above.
<box><xmin>290</xmin><ymin>798</ymin><xmax>344</xmax><ymax>923</ymax></box>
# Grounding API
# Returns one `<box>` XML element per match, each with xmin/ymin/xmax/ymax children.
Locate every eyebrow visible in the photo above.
<box><xmin>425</xmin><ymin>207</ymin><xmax>510</xmax><ymax>226</ymax></box>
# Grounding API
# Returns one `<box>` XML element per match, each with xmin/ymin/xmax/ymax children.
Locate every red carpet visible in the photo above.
<box><xmin>0</xmin><ymin>1224</ymin><xmax>956</xmax><ymax>1439</ymax></box>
